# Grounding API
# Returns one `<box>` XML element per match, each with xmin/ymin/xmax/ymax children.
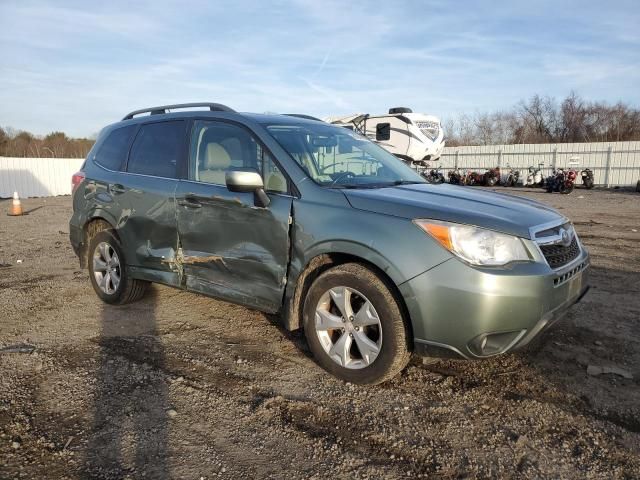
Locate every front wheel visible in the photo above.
<box><xmin>560</xmin><ymin>182</ymin><xmax>575</xmax><ymax>194</ymax></box>
<box><xmin>303</xmin><ymin>263</ymin><xmax>411</xmax><ymax>384</ymax></box>
<box><xmin>88</xmin><ymin>230</ymin><xmax>149</xmax><ymax>304</ymax></box>
<box><xmin>583</xmin><ymin>178</ymin><xmax>594</xmax><ymax>189</ymax></box>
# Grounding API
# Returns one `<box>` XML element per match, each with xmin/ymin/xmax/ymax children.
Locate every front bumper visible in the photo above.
<box><xmin>399</xmin><ymin>249</ymin><xmax>589</xmax><ymax>359</ymax></box>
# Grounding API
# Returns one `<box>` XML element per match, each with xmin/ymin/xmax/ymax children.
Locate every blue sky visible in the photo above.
<box><xmin>1</xmin><ymin>0</ymin><xmax>639</xmax><ymax>137</ymax></box>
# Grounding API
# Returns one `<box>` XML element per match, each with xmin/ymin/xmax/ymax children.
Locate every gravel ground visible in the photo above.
<box><xmin>0</xmin><ymin>187</ymin><xmax>639</xmax><ymax>479</ymax></box>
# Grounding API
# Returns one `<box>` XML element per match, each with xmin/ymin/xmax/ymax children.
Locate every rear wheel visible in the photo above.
<box><xmin>303</xmin><ymin>263</ymin><xmax>411</xmax><ymax>384</ymax></box>
<box><xmin>88</xmin><ymin>230</ymin><xmax>148</xmax><ymax>305</ymax></box>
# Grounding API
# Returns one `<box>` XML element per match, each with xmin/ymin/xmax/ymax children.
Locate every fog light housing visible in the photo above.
<box><xmin>468</xmin><ymin>330</ymin><xmax>526</xmax><ymax>357</ymax></box>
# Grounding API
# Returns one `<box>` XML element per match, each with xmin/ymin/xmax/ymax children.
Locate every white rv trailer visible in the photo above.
<box><xmin>326</xmin><ymin>107</ymin><xmax>445</xmax><ymax>165</ymax></box>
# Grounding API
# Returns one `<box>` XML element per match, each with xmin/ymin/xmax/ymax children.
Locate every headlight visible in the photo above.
<box><xmin>414</xmin><ymin>220</ymin><xmax>531</xmax><ymax>266</ymax></box>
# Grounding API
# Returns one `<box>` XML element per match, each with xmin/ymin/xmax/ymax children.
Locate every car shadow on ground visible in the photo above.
<box><xmin>84</xmin><ymin>290</ymin><xmax>170</xmax><ymax>479</ymax></box>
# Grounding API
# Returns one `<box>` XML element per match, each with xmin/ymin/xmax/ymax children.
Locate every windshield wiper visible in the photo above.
<box><xmin>327</xmin><ymin>180</ymin><xmax>426</xmax><ymax>189</ymax></box>
<box><xmin>390</xmin><ymin>180</ymin><xmax>425</xmax><ymax>185</ymax></box>
<box><xmin>328</xmin><ymin>184</ymin><xmax>373</xmax><ymax>189</ymax></box>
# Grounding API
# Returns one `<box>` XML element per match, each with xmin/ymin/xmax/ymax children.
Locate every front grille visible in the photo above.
<box><xmin>540</xmin><ymin>237</ymin><xmax>580</xmax><ymax>269</ymax></box>
<box><xmin>553</xmin><ymin>261</ymin><xmax>587</xmax><ymax>287</ymax></box>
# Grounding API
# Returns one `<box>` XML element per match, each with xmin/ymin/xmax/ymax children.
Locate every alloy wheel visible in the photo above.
<box><xmin>93</xmin><ymin>242</ymin><xmax>121</xmax><ymax>295</ymax></box>
<box><xmin>314</xmin><ymin>286</ymin><xmax>382</xmax><ymax>369</ymax></box>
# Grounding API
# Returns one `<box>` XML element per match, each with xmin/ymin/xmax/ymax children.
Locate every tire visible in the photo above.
<box><xmin>560</xmin><ymin>182</ymin><xmax>574</xmax><ymax>195</ymax></box>
<box><xmin>88</xmin><ymin>230</ymin><xmax>149</xmax><ymax>305</ymax></box>
<box><xmin>302</xmin><ymin>263</ymin><xmax>411</xmax><ymax>385</ymax></box>
<box><xmin>486</xmin><ymin>176</ymin><xmax>498</xmax><ymax>187</ymax></box>
<box><xmin>584</xmin><ymin>178</ymin><xmax>594</xmax><ymax>189</ymax></box>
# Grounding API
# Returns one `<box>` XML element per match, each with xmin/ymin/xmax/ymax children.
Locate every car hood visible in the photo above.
<box><xmin>342</xmin><ymin>183</ymin><xmax>566</xmax><ymax>239</ymax></box>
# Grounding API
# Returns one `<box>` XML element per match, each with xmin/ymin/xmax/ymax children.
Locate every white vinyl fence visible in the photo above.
<box><xmin>2</xmin><ymin>140</ymin><xmax>640</xmax><ymax>198</ymax></box>
<box><xmin>0</xmin><ymin>157</ymin><xmax>84</xmax><ymax>198</ymax></box>
<box><xmin>439</xmin><ymin>141</ymin><xmax>640</xmax><ymax>187</ymax></box>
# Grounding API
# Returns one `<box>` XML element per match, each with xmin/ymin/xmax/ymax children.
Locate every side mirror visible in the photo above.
<box><xmin>225</xmin><ymin>170</ymin><xmax>270</xmax><ymax>207</ymax></box>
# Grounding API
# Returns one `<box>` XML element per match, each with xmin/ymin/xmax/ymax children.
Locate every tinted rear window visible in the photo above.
<box><xmin>127</xmin><ymin>121</ymin><xmax>185</xmax><ymax>178</ymax></box>
<box><xmin>94</xmin><ymin>125</ymin><xmax>137</xmax><ymax>171</ymax></box>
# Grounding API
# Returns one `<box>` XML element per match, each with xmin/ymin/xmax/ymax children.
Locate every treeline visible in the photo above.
<box><xmin>0</xmin><ymin>127</ymin><xmax>94</xmax><ymax>158</ymax></box>
<box><xmin>444</xmin><ymin>93</ymin><xmax>640</xmax><ymax>146</ymax></box>
<box><xmin>3</xmin><ymin>93</ymin><xmax>640</xmax><ymax>155</ymax></box>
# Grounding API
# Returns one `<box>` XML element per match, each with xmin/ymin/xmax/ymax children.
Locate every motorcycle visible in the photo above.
<box><xmin>525</xmin><ymin>164</ymin><xmax>545</xmax><ymax>187</ymax></box>
<box><xmin>421</xmin><ymin>163</ymin><xmax>445</xmax><ymax>184</ymax></box>
<box><xmin>448</xmin><ymin>168</ymin><xmax>463</xmax><ymax>185</ymax></box>
<box><xmin>581</xmin><ymin>168</ymin><xmax>594</xmax><ymax>189</ymax></box>
<box><xmin>466</xmin><ymin>170</ymin><xmax>485</xmax><ymax>186</ymax></box>
<box><xmin>484</xmin><ymin>166</ymin><xmax>500</xmax><ymax>187</ymax></box>
<box><xmin>546</xmin><ymin>168</ymin><xmax>577</xmax><ymax>194</ymax></box>
<box><xmin>501</xmin><ymin>166</ymin><xmax>520</xmax><ymax>187</ymax></box>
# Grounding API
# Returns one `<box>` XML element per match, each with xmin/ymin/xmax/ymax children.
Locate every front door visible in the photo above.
<box><xmin>175</xmin><ymin>119</ymin><xmax>292</xmax><ymax>313</ymax></box>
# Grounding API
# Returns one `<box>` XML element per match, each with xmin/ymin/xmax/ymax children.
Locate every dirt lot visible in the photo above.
<box><xmin>0</xmin><ymin>188</ymin><xmax>639</xmax><ymax>479</ymax></box>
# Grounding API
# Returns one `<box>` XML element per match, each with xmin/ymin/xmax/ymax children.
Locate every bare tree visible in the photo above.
<box><xmin>0</xmin><ymin>127</ymin><xmax>94</xmax><ymax>158</ymax></box>
<box><xmin>444</xmin><ymin>93</ymin><xmax>640</xmax><ymax>146</ymax></box>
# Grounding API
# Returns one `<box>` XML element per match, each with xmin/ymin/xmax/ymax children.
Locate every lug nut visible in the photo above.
<box><xmin>355</xmin><ymin>326</ymin><xmax>360</xmax><ymax>331</ymax></box>
<box><xmin>349</xmin><ymin>316</ymin><xmax>354</xmax><ymax>321</ymax></box>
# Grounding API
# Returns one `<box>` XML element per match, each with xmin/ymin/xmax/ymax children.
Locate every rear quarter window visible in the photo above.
<box><xmin>94</xmin><ymin>125</ymin><xmax>137</xmax><ymax>171</ymax></box>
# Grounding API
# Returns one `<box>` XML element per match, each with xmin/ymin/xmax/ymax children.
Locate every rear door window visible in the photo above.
<box><xmin>94</xmin><ymin>125</ymin><xmax>137</xmax><ymax>171</ymax></box>
<box><xmin>127</xmin><ymin>121</ymin><xmax>185</xmax><ymax>178</ymax></box>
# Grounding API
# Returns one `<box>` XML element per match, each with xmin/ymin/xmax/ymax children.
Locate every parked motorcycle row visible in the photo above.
<box><xmin>416</xmin><ymin>162</ymin><xmax>595</xmax><ymax>194</ymax></box>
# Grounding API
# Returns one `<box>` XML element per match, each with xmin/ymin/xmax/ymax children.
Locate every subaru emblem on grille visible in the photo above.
<box><xmin>559</xmin><ymin>228</ymin><xmax>572</xmax><ymax>247</ymax></box>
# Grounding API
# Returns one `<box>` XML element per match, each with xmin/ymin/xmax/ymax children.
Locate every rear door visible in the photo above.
<box><xmin>175</xmin><ymin>119</ymin><xmax>292</xmax><ymax>313</ymax></box>
<box><xmin>115</xmin><ymin>119</ymin><xmax>187</xmax><ymax>286</ymax></box>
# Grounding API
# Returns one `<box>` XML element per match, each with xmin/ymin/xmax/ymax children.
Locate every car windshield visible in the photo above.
<box><xmin>264</xmin><ymin>122</ymin><xmax>425</xmax><ymax>188</ymax></box>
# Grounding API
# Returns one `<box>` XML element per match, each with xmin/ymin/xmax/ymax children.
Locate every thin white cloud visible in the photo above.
<box><xmin>0</xmin><ymin>0</ymin><xmax>638</xmax><ymax>136</ymax></box>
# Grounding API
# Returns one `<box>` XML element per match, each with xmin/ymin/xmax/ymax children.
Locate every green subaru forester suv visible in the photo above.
<box><xmin>70</xmin><ymin>103</ymin><xmax>589</xmax><ymax>384</ymax></box>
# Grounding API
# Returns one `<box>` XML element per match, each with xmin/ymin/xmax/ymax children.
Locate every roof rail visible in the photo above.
<box><xmin>122</xmin><ymin>102</ymin><xmax>235</xmax><ymax>120</ymax></box>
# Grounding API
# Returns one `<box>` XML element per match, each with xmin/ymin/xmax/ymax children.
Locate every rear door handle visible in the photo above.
<box><xmin>177</xmin><ymin>195</ymin><xmax>202</xmax><ymax>208</ymax></box>
<box><xmin>108</xmin><ymin>183</ymin><xmax>126</xmax><ymax>194</ymax></box>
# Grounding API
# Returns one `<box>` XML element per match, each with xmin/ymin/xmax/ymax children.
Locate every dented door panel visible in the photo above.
<box><xmin>114</xmin><ymin>175</ymin><xmax>181</xmax><ymax>287</ymax></box>
<box><xmin>175</xmin><ymin>180</ymin><xmax>292</xmax><ymax>313</ymax></box>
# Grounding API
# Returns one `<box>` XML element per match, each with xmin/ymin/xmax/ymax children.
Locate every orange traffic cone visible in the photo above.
<box><xmin>8</xmin><ymin>191</ymin><xmax>23</xmax><ymax>216</ymax></box>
